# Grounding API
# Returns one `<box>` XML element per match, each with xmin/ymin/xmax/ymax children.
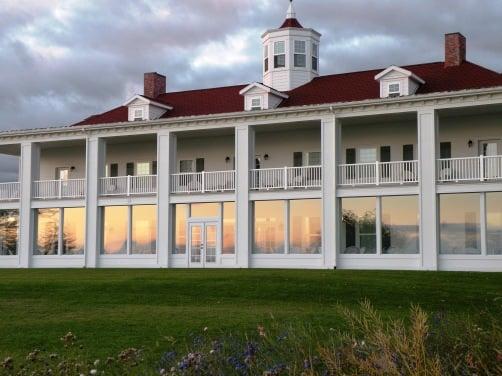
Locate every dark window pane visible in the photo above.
<box><xmin>293</xmin><ymin>152</ymin><xmax>303</xmax><ymax>167</ymax></box>
<box><xmin>274</xmin><ymin>54</ymin><xmax>285</xmax><ymax>68</ymax></box>
<box><xmin>110</xmin><ymin>163</ymin><xmax>119</xmax><ymax>177</ymax></box>
<box><xmin>346</xmin><ymin>148</ymin><xmax>356</xmax><ymax>164</ymax></box>
<box><xmin>126</xmin><ymin>162</ymin><xmax>135</xmax><ymax>176</ymax></box>
<box><xmin>440</xmin><ymin>142</ymin><xmax>452</xmax><ymax>159</ymax></box>
<box><xmin>403</xmin><ymin>145</ymin><xmax>414</xmax><ymax>161</ymax></box>
<box><xmin>195</xmin><ymin>158</ymin><xmax>205</xmax><ymax>172</ymax></box>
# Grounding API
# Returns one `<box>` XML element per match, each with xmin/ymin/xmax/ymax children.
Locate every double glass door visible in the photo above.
<box><xmin>188</xmin><ymin>221</ymin><xmax>219</xmax><ymax>267</ymax></box>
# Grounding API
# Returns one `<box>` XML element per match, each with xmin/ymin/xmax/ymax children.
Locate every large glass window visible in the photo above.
<box><xmin>222</xmin><ymin>202</ymin><xmax>235</xmax><ymax>255</ymax></box>
<box><xmin>131</xmin><ymin>205</ymin><xmax>157</xmax><ymax>254</ymax></box>
<box><xmin>36</xmin><ymin>208</ymin><xmax>60</xmax><ymax>255</ymax></box>
<box><xmin>191</xmin><ymin>203</ymin><xmax>219</xmax><ymax>218</ymax></box>
<box><xmin>290</xmin><ymin>199</ymin><xmax>321</xmax><ymax>254</ymax></box>
<box><xmin>294</xmin><ymin>40</ymin><xmax>306</xmax><ymax>67</ymax></box>
<box><xmin>440</xmin><ymin>193</ymin><xmax>481</xmax><ymax>254</ymax></box>
<box><xmin>486</xmin><ymin>192</ymin><xmax>502</xmax><ymax>255</ymax></box>
<box><xmin>341</xmin><ymin>197</ymin><xmax>377</xmax><ymax>254</ymax></box>
<box><xmin>381</xmin><ymin>196</ymin><xmax>419</xmax><ymax>254</ymax></box>
<box><xmin>253</xmin><ymin>201</ymin><xmax>285</xmax><ymax>254</ymax></box>
<box><xmin>102</xmin><ymin>206</ymin><xmax>128</xmax><ymax>255</ymax></box>
<box><xmin>274</xmin><ymin>41</ymin><xmax>286</xmax><ymax>68</ymax></box>
<box><xmin>174</xmin><ymin>204</ymin><xmax>188</xmax><ymax>254</ymax></box>
<box><xmin>0</xmin><ymin>210</ymin><xmax>19</xmax><ymax>256</ymax></box>
<box><xmin>63</xmin><ymin>208</ymin><xmax>85</xmax><ymax>255</ymax></box>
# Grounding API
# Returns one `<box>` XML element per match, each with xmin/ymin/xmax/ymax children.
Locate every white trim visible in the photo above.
<box><xmin>374</xmin><ymin>65</ymin><xmax>426</xmax><ymax>84</ymax></box>
<box><xmin>239</xmin><ymin>82</ymin><xmax>289</xmax><ymax>99</ymax></box>
<box><xmin>122</xmin><ymin>95</ymin><xmax>173</xmax><ymax>110</ymax></box>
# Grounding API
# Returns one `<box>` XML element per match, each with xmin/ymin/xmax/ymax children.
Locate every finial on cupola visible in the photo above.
<box><xmin>287</xmin><ymin>0</ymin><xmax>296</xmax><ymax>19</ymax></box>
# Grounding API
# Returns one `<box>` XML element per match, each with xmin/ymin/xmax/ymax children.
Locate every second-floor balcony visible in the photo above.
<box><xmin>170</xmin><ymin>170</ymin><xmax>235</xmax><ymax>194</ymax></box>
<box><xmin>33</xmin><ymin>179</ymin><xmax>86</xmax><ymax>199</ymax></box>
<box><xmin>250</xmin><ymin>166</ymin><xmax>322</xmax><ymax>190</ymax></box>
<box><xmin>0</xmin><ymin>182</ymin><xmax>20</xmax><ymax>201</ymax></box>
<box><xmin>338</xmin><ymin>160</ymin><xmax>419</xmax><ymax>186</ymax></box>
<box><xmin>99</xmin><ymin>175</ymin><xmax>157</xmax><ymax>196</ymax></box>
<box><xmin>437</xmin><ymin>155</ymin><xmax>502</xmax><ymax>183</ymax></box>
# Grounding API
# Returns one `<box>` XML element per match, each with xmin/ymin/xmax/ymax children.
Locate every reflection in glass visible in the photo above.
<box><xmin>102</xmin><ymin>206</ymin><xmax>128</xmax><ymax>254</ymax></box>
<box><xmin>174</xmin><ymin>204</ymin><xmax>188</xmax><ymax>254</ymax></box>
<box><xmin>36</xmin><ymin>208</ymin><xmax>60</xmax><ymax>255</ymax></box>
<box><xmin>440</xmin><ymin>193</ymin><xmax>480</xmax><ymax>254</ymax></box>
<box><xmin>341</xmin><ymin>197</ymin><xmax>376</xmax><ymax>254</ymax></box>
<box><xmin>382</xmin><ymin>196</ymin><xmax>419</xmax><ymax>254</ymax></box>
<box><xmin>290</xmin><ymin>199</ymin><xmax>321</xmax><ymax>254</ymax></box>
<box><xmin>191</xmin><ymin>203</ymin><xmax>219</xmax><ymax>218</ymax></box>
<box><xmin>222</xmin><ymin>202</ymin><xmax>235</xmax><ymax>254</ymax></box>
<box><xmin>0</xmin><ymin>210</ymin><xmax>19</xmax><ymax>256</ymax></box>
<box><xmin>132</xmin><ymin>205</ymin><xmax>157</xmax><ymax>254</ymax></box>
<box><xmin>487</xmin><ymin>192</ymin><xmax>502</xmax><ymax>255</ymax></box>
<box><xmin>253</xmin><ymin>201</ymin><xmax>285</xmax><ymax>254</ymax></box>
<box><xmin>63</xmin><ymin>208</ymin><xmax>85</xmax><ymax>255</ymax></box>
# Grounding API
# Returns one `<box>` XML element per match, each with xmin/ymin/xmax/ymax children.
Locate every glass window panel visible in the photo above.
<box><xmin>131</xmin><ymin>205</ymin><xmax>157</xmax><ymax>255</ymax></box>
<box><xmin>0</xmin><ymin>210</ymin><xmax>19</xmax><ymax>256</ymax></box>
<box><xmin>253</xmin><ymin>201</ymin><xmax>285</xmax><ymax>254</ymax></box>
<box><xmin>290</xmin><ymin>199</ymin><xmax>321</xmax><ymax>254</ymax></box>
<box><xmin>359</xmin><ymin>148</ymin><xmax>377</xmax><ymax>163</ymax></box>
<box><xmin>308</xmin><ymin>152</ymin><xmax>321</xmax><ymax>166</ymax></box>
<box><xmin>487</xmin><ymin>192</ymin><xmax>502</xmax><ymax>255</ymax></box>
<box><xmin>341</xmin><ymin>197</ymin><xmax>377</xmax><ymax>254</ymax></box>
<box><xmin>136</xmin><ymin>162</ymin><xmax>150</xmax><ymax>176</ymax></box>
<box><xmin>294</xmin><ymin>54</ymin><xmax>306</xmax><ymax>67</ymax></box>
<box><xmin>223</xmin><ymin>202</ymin><xmax>235</xmax><ymax>255</ymax></box>
<box><xmin>190</xmin><ymin>203</ymin><xmax>219</xmax><ymax>218</ymax></box>
<box><xmin>102</xmin><ymin>206</ymin><xmax>128</xmax><ymax>255</ymax></box>
<box><xmin>440</xmin><ymin>193</ymin><xmax>481</xmax><ymax>254</ymax></box>
<box><xmin>381</xmin><ymin>196</ymin><xmax>419</xmax><ymax>254</ymax></box>
<box><xmin>179</xmin><ymin>160</ymin><xmax>193</xmax><ymax>173</ymax></box>
<box><xmin>174</xmin><ymin>204</ymin><xmax>188</xmax><ymax>254</ymax></box>
<box><xmin>274</xmin><ymin>41</ymin><xmax>285</xmax><ymax>55</ymax></box>
<box><xmin>63</xmin><ymin>208</ymin><xmax>85</xmax><ymax>255</ymax></box>
<box><xmin>36</xmin><ymin>208</ymin><xmax>60</xmax><ymax>255</ymax></box>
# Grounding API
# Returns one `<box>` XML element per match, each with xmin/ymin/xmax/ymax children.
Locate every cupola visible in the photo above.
<box><xmin>262</xmin><ymin>1</ymin><xmax>321</xmax><ymax>92</ymax></box>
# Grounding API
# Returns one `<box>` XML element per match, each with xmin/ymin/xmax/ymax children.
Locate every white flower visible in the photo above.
<box><xmin>90</xmin><ymin>370</ymin><xmax>97</xmax><ymax>375</ymax></box>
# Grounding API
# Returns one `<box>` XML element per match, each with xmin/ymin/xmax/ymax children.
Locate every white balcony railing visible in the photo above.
<box><xmin>338</xmin><ymin>161</ymin><xmax>419</xmax><ymax>186</ymax></box>
<box><xmin>99</xmin><ymin>175</ymin><xmax>157</xmax><ymax>196</ymax></box>
<box><xmin>437</xmin><ymin>155</ymin><xmax>502</xmax><ymax>183</ymax></box>
<box><xmin>250</xmin><ymin>166</ymin><xmax>322</xmax><ymax>190</ymax></box>
<box><xmin>0</xmin><ymin>182</ymin><xmax>20</xmax><ymax>201</ymax></box>
<box><xmin>170</xmin><ymin>170</ymin><xmax>235</xmax><ymax>194</ymax></box>
<box><xmin>33</xmin><ymin>179</ymin><xmax>86</xmax><ymax>199</ymax></box>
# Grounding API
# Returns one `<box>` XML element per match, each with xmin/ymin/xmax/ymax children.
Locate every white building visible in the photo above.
<box><xmin>1</xmin><ymin>2</ymin><xmax>502</xmax><ymax>271</ymax></box>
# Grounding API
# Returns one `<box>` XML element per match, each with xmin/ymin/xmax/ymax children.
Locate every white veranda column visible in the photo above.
<box><xmin>417</xmin><ymin>108</ymin><xmax>439</xmax><ymax>270</ymax></box>
<box><xmin>85</xmin><ymin>137</ymin><xmax>106</xmax><ymax>268</ymax></box>
<box><xmin>18</xmin><ymin>142</ymin><xmax>40</xmax><ymax>268</ymax></box>
<box><xmin>157</xmin><ymin>131</ymin><xmax>176</xmax><ymax>268</ymax></box>
<box><xmin>235</xmin><ymin>124</ymin><xmax>254</xmax><ymax>268</ymax></box>
<box><xmin>321</xmin><ymin>115</ymin><xmax>340</xmax><ymax>269</ymax></box>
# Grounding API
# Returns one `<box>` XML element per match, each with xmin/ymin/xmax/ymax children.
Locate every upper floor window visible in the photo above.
<box><xmin>359</xmin><ymin>148</ymin><xmax>377</xmax><ymax>163</ymax></box>
<box><xmin>388</xmin><ymin>83</ymin><xmax>401</xmax><ymax>98</ymax></box>
<box><xmin>250</xmin><ymin>97</ymin><xmax>262</xmax><ymax>111</ymax></box>
<box><xmin>294</xmin><ymin>41</ymin><xmax>306</xmax><ymax>68</ymax></box>
<box><xmin>274</xmin><ymin>41</ymin><xmax>286</xmax><ymax>68</ymax></box>
<box><xmin>312</xmin><ymin>43</ymin><xmax>319</xmax><ymax>71</ymax></box>
<box><xmin>133</xmin><ymin>108</ymin><xmax>144</xmax><ymax>121</ymax></box>
<box><xmin>136</xmin><ymin>162</ymin><xmax>151</xmax><ymax>176</ymax></box>
<box><xmin>264</xmin><ymin>45</ymin><xmax>269</xmax><ymax>72</ymax></box>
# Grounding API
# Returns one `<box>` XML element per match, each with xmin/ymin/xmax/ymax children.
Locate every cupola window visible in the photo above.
<box><xmin>294</xmin><ymin>41</ymin><xmax>306</xmax><ymax>68</ymax></box>
<box><xmin>264</xmin><ymin>45</ymin><xmax>269</xmax><ymax>72</ymax></box>
<box><xmin>133</xmin><ymin>108</ymin><xmax>144</xmax><ymax>121</ymax></box>
<box><xmin>312</xmin><ymin>43</ymin><xmax>319</xmax><ymax>71</ymax></box>
<box><xmin>274</xmin><ymin>41</ymin><xmax>286</xmax><ymax>68</ymax></box>
<box><xmin>388</xmin><ymin>83</ymin><xmax>401</xmax><ymax>98</ymax></box>
<box><xmin>250</xmin><ymin>97</ymin><xmax>262</xmax><ymax>111</ymax></box>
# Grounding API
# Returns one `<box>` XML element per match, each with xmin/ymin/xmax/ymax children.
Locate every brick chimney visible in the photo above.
<box><xmin>144</xmin><ymin>72</ymin><xmax>166</xmax><ymax>98</ymax></box>
<box><xmin>445</xmin><ymin>33</ymin><xmax>466</xmax><ymax>68</ymax></box>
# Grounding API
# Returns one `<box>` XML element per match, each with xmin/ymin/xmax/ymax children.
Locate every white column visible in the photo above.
<box><xmin>157</xmin><ymin>131</ymin><xmax>176</xmax><ymax>268</ymax></box>
<box><xmin>84</xmin><ymin>137</ymin><xmax>106</xmax><ymax>268</ymax></box>
<box><xmin>18</xmin><ymin>142</ymin><xmax>40</xmax><ymax>268</ymax></box>
<box><xmin>321</xmin><ymin>115</ymin><xmax>340</xmax><ymax>269</ymax></box>
<box><xmin>418</xmin><ymin>109</ymin><xmax>439</xmax><ymax>270</ymax></box>
<box><xmin>235</xmin><ymin>124</ymin><xmax>254</xmax><ymax>268</ymax></box>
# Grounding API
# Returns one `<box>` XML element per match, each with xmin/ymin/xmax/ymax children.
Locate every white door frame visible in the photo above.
<box><xmin>187</xmin><ymin>217</ymin><xmax>221</xmax><ymax>268</ymax></box>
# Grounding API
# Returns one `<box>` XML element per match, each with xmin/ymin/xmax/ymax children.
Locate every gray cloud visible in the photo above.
<box><xmin>0</xmin><ymin>0</ymin><xmax>501</xmax><ymax>181</ymax></box>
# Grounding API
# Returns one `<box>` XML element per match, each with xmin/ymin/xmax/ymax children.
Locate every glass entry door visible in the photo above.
<box><xmin>188</xmin><ymin>221</ymin><xmax>219</xmax><ymax>267</ymax></box>
<box><xmin>480</xmin><ymin>140</ymin><xmax>501</xmax><ymax>179</ymax></box>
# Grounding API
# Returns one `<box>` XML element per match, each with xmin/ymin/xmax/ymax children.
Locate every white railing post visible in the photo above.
<box><xmin>284</xmin><ymin>166</ymin><xmax>288</xmax><ymax>190</ymax></box>
<box><xmin>127</xmin><ymin>175</ymin><xmax>131</xmax><ymax>196</ymax></box>
<box><xmin>201</xmin><ymin>171</ymin><xmax>205</xmax><ymax>193</ymax></box>
<box><xmin>58</xmin><ymin>179</ymin><xmax>62</xmax><ymax>199</ymax></box>
<box><xmin>480</xmin><ymin>155</ymin><xmax>485</xmax><ymax>182</ymax></box>
<box><xmin>375</xmin><ymin>161</ymin><xmax>380</xmax><ymax>186</ymax></box>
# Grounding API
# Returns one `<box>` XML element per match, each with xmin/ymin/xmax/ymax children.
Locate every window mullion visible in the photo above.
<box><xmin>58</xmin><ymin>208</ymin><xmax>64</xmax><ymax>256</ymax></box>
<box><xmin>284</xmin><ymin>200</ymin><xmax>289</xmax><ymax>255</ymax></box>
<box><xmin>127</xmin><ymin>206</ymin><xmax>132</xmax><ymax>255</ymax></box>
<box><xmin>481</xmin><ymin>193</ymin><xmax>487</xmax><ymax>256</ymax></box>
<box><xmin>376</xmin><ymin>197</ymin><xmax>382</xmax><ymax>255</ymax></box>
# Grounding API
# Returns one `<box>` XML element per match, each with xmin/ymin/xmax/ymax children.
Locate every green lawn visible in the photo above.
<box><xmin>0</xmin><ymin>269</ymin><xmax>500</xmax><ymax>361</ymax></box>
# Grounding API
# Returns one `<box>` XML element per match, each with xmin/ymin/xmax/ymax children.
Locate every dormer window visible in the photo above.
<box><xmin>294</xmin><ymin>41</ymin><xmax>306</xmax><ymax>68</ymax></box>
<box><xmin>133</xmin><ymin>108</ymin><xmax>144</xmax><ymax>121</ymax></box>
<box><xmin>274</xmin><ymin>41</ymin><xmax>286</xmax><ymax>68</ymax></box>
<box><xmin>388</xmin><ymin>83</ymin><xmax>401</xmax><ymax>98</ymax></box>
<box><xmin>250</xmin><ymin>97</ymin><xmax>262</xmax><ymax>111</ymax></box>
<box><xmin>264</xmin><ymin>46</ymin><xmax>269</xmax><ymax>72</ymax></box>
<box><xmin>312</xmin><ymin>43</ymin><xmax>319</xmax><ymax>71</ymax></box>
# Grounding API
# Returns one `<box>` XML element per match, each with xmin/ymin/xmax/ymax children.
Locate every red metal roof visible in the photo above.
<box><xmin>74</xmin><ymin>61</ymin><xmax>502</xmax><ymax>127</ymax></box>
<box><xmin>279</xmin><ymin>18</ymin><xmax>303</xmax><ymax>29</ymax></box>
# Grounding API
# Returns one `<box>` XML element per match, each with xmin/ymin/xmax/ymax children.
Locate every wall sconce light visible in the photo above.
<box><xmin>225</xmin><ymin>156</ymin><xmax>231</xmax><ymax>163</ymax></box>
<box><xmin>70</xmin><ymin>166</ymin><xmax>76</xmax><ymax>171</ymax></box>
<box><xmin>468</xmin><ymin>140</ymin><xmax>473</xmax><ymax>148</ymax></box>
<box><xmin>264</xmin><ymin>154</ymin><xmax>270</xmax><ymax>160</ymax></box>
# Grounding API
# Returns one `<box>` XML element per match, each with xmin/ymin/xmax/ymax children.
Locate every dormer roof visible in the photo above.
<box><xmin>123</xmin><ymin>94</ymin><xmax>173</xmax><ymax>110</ymax></box>
<box><xmin>374</xmin><ymin>65</ymin><xmax>425</xmax><ymax>84</ymax></box>
<box><xmin>239</xmin><ymin>83</ymin><xmax>289</xmax><ymax>99</ymax></box>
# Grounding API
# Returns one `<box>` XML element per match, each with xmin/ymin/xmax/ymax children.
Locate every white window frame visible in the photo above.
<box><xmin>263</xmin><ymin>45</ymin><xmax>269</xmax><ymax>72</ymax></box>
<box><xmin>250</xmin><ymin>97</ymin><xmax>262</xmax><ymax>111</ymax></box>
<box><xmin>388</xmin><ymin>82</ymin><xmax>401</xmax><ymax>98</ymax></box>
<box><xmin>179</xmin><ymin>160</ymin><xmax>194</xmax><ymax>173</ymax></box>
<box><xmin>294</xmin><ymin>40</ymin><xmax>306</xmax><ymax>68</ymax></box>
<box><xmin>133</xmin><ymin>108</ymin><xmax>144</xmax><ymax>121</ymax></box>
<box><xmin>136</xmin><ymin>162</ymin><xmax>151</xmax><ymax>176</ymax></box>
<box><xmin>274</xmin><ymin>41</ymin><xmax>286</xmax><ymax>69</ymax></box>
<box><xmin>358</xmin><ymin>147</ymin><xmax>378</xmax><ymax>163</ymax></box>
<box><xmin>306</xmin><ymin>151</ymin><xmax>321</xmax><ymax>166</ymax></box>
<box><xmin>312</xmin><ymin>43</ymin><xmax>319</xmax><ymax>71</ymax></box>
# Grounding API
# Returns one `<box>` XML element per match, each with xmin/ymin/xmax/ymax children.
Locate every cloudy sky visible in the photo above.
<box><xmin>0</xmin><ymin>0</ymin><xmax>501</xmax><ymax>179</ymax></box>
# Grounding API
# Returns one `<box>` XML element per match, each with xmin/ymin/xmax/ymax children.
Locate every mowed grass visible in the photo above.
<box><xmin>0</xmin><ymin>269</ymin><xmax>500</xmax><ymax>361</ymax></box>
